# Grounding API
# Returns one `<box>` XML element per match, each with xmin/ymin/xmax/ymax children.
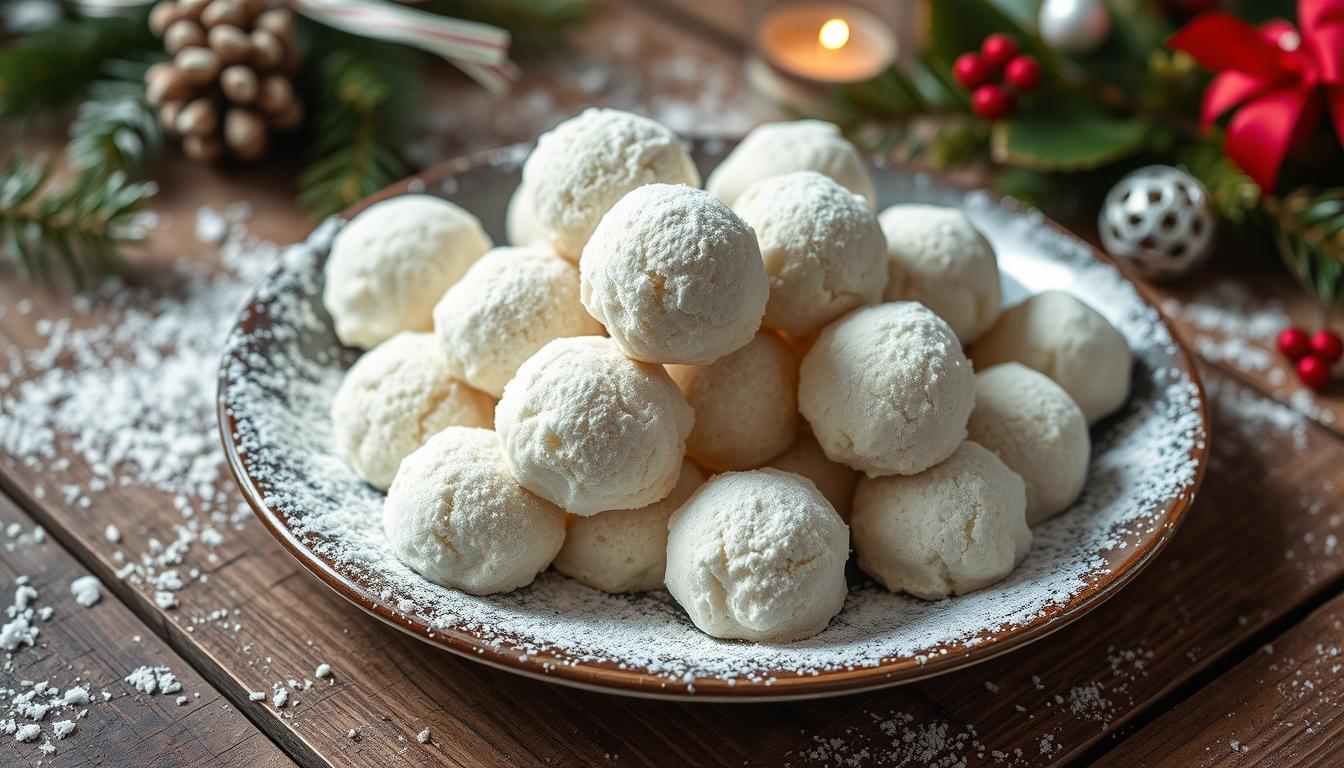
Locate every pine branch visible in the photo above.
<box><xmin>1266</xmin><ymin>189</ymin><xmax>1344</xmax><ymax>307</ymax></box>
<box><xmin>0</xmin><ymin>157</ymin><xmax>157</xmax><ymax>286</ymax></box>
<box><xmin>67</xmin><ymin>61</ymin><xmax>165</xmax><ymax>176</ymax></box>
<box><xmin>0</xmin><ymin>14</ymin><xmax>157</xmax><ymax>117</ymax></box>
<box><xmin>414</xmin><ymin>0</ymin><xmax>592</xmax><ymax>52</ymax></box>
<box><xmin>298</xmin><ymin>38</ymin><xmax>418</xmax><ymax>219</ymax></box>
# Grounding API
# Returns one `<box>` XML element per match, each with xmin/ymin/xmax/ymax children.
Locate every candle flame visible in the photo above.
<box><xmin>818</xmin><ymin>18</ymin><xmax>850</xmax><ymax>51</ymax></box>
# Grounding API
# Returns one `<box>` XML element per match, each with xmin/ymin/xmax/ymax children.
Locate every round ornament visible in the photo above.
<box><xmin>1038</xmin><ymin>0</ymin><xmax>1111</xmax><ymax>53</ymax></box>
<box><xmin>1098</xmin><ymin>165</ymin><xmax>1214</xmax><ymax>281</ymax></box>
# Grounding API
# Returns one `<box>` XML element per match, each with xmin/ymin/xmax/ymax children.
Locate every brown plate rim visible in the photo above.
<box><xmin>217</xmin><ymin>143</ymin><xmax>1210</xmax><ymax>701</ymax></box>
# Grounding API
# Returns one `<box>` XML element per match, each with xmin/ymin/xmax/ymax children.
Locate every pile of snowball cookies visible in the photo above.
<box><xmin>325</xmin><ymin>108</ymin><xmax>1132</xmax><ymax>644</ymax></box>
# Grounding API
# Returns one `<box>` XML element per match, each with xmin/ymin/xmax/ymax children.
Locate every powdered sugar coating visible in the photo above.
<box><xmin>969</xmin><ymin>363</ymin><xmax>1090</xmax><ymax>525</ymax></box>
<box><xmin>733</xmin><ymin>171</ymin><xmax>887</xmax><ymax>336</ymax></box>
<box><xmin>505</xmin><ymin>182</ymin><xmax>546</xmax><ymax>247</ymax></box>
<box><xmin>383</xmin><ymin>427</ymin><xmax>566</xmax><ymax>595</ymax></box>
<box><xmin>581</xmin><ymin>184</ymin><xmax>767</xmax><ymax>365</ymax></box>
<box><xmin>322</xmin><ymin>195</ymin><xmax>491</xmax><ymax>349</ymax></box>
<box><xmin>769</xmin><ymin>431</ymin><xmax>860</xmax><ymax>521</ymax></box>
<box><xmin>851</xmin><ymin>441</ymin><xmax>1031</xmax><ymax>599</ymax></box>
<box><xmin>972</xmin><ymin>290</ymin><xmax>1132</xmax><ymax>424</ymax></box>
<box><xmin>800</xmin><ymin>302</ymin><xmax>975</xmax><ymax>476</ymax></box>
<box><xmin>495</xmin><ymin>336</ymin><xmax>693</xmax><ymax>515</ymax></box>
<box><xmin>666</xmin><ymin>331</ymin><xmax>798</xmax><ymax>471</ymax></box>
<box><xmin>523</xmin><ymin>108</ymin><xmax>700</xmax><ymax>259</ymax></box>
<box><xmin>219</xmin><ymin>146</ymin><xmax>1204</xmax><ymax>691</ymax></box>
<box><xmin>554</xmin><ymin>460</ymin><xmax>706</xmax><ymax>593</ymax></box>
<box><xmin>879</xmin><ymin>204</ymin><xmax>1002</xmax><ymax>343</ymax></box>
<box><xmin>330</xmin><ymin>332</ymin><xmax>494</xmax><ymax>490</ymax></box>
<box><xmin>433</xmin><ymin>246</ymin><xmax>603</xmax><ymax>397</ymax></box>
<box><xmin>706</xmin><ymin>120</ymin><xmax>876</xmax><ymax>207</ymax></box>
<box><xmin>665</xmin><ymin>469</ymin><xmax>849</xmax><ymax>642</ymax></box>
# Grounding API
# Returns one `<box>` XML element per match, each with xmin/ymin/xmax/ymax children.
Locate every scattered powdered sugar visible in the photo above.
<box><xmin>69</xmin><ymin>575</ymin><xmax>101</xmax><ymax>608</ymax></box>
<box><xmin>0</xmin><ymin>203</ymin><xmax>267</xmax><ymax>616</ymax></box>
<box><xmin>219</xmin><ymin>156</ymin><xmax>1206</xmax><ymax>688</ymax></box>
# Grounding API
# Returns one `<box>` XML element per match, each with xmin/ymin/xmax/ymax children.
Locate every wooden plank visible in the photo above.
<box><xmin>1149</xmin><ymin>258</ymin><xmax>1344</xmax><ymax>441</ymax></box>
<box><xmin>0</xmin><ymin>492</ymin><xmax>294</xmax><ymax>768</ymax></box>
<box><xmin>1094</xmin><ymin>590</ymin><xmax>1344</xmax><ymax>767</ymax></box>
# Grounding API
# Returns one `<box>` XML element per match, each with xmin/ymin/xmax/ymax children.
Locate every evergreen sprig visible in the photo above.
<box><xmin>67</xmin><ymin>62</ymin><xmax>165</xmax><ymax>176</ymax></box>
<box><xmin>0</xmin><ymin>157</ymin><xmax>157</xmax><ymax>285</ymax></box>
<box><xmin>0</xmin><ymin>14</ymin><xmax>156</xmax><ymax>117</ymax></box>
<box><xmin>417</xmin><ymin>0</ymin><xmax>591</xmax><ymax>52</ymax></box>
<box><xmin>298</xmin><ymin>38</ymin><xmax>418</xmax><ymax>218</ymax></box>
<box><xmin>1267</xmin><ymin>189</ymin><xmax>1344</xmax><ymax>306</ymax></box>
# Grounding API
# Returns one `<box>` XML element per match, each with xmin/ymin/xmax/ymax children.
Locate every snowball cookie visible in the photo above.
<box><xmin>323</xmin><ymin>195</ymin><xmax>492</xmax><ymax>349</ymax></box>
<box><xmin>505</xmin><ymin>182</ymin><xmax>547</xmax><ymax>247</ymax></box>
<box><xmin>968</xmin><ymin>363</ymin><xmax>1089</xmax><ymax>525</ymax></box>
<box><xmin>851</xmin><ymin>441</ymin><xmax>1031</xmax><ymax>599</ymax></box>
<box><xmin>382</xmin><ymin>427</ymin><xmax>566</xmax><ymax>595</ymax></box>
<box><xmin>523</xmin><ymin>108</ymin><xmax>700</xmax><ymax>259</ymax></box>
<box><xmin>706</xmin><ymin>120</ymin><xmax>876</xmax><ymax>208</ymax></box>
<box><xmin>733</xmin><ymin>172</ymin><xmax>888</xmax><ymax>336</ymax></box>
<box><xmin>665</xmin><ymin>331</ymin><xmax>798</xmax><ymax>471</ymax></box>
<box><xmin>495</xmin><ymin>336</ymin><xmax>694</xmax><ymax>515</ymax></box>
<box><xmin>799</xmin><ymin>302</ymin><xmax>975</xmax><ymax>476</ymax></box>
<box><xmin>433</xmin><ymin>246</ymin><xmax>604</xmax><ymax>397</ymax></box>
<box><xmin>970</xmin><ymin>290</ymin><xmax>1132</xmax><ymax>424</ymax></box>
<box><xmin>878</xmin><ymin>205</ymin><xmax>1002</xmax><ymax>343</ymax></box>
<box><xmin>665</xmin><ymin>469</ymin><xmax>849</xmax><ymax>642</ymax></box>
<box><xmin>581</xmin><ymin>184</ymin><xmax>768</xmax><ymax>365</ymax></box>
<box><xmin>330</xmin><ymin>332</ymin><xmax>495</xmax><ymax>490</ymax></box>
<box><xmin>553</xmin><ymin>460</ymin><xmax>706</xmax><ymax>593</ymax></box>
<box><xmin>769</xmin><ymin>432</ymin><xmax>859</xmax><ymax>521</ymax></box>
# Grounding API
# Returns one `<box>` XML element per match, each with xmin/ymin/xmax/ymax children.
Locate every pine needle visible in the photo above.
<box><xmin>0</xmin><ymin>157</ymin><xmax>157</xmax><ymax>286</ymax></box>
<box><xmin>68</xmin><ymin>61</ymin><xmax>165</xmax><ymax>176</ymax></box>
<box><xmin>298</xmin><ymin>37</ymin><xmax>418</xmax><ymax>219</ymax></box>
<box><xmin>0</xmin><ymin>14</ymin><xmax>157</xmax><ymax>117</ymax></box>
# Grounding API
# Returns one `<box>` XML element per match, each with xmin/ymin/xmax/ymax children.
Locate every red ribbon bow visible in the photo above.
<box><xmin>1169</xmin><ymin>0</ymin><xmax>1344</xmax><ymax>191</ymax></box>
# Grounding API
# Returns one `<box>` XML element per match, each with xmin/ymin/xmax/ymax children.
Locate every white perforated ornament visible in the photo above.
<box><xmin>1098</xmin><ymin>165</ymin><xmax>1214</xmax><ymax>281</ymax></box>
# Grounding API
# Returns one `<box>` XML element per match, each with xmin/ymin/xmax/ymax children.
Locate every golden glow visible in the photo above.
<box><xmin>818</xmin><ymin>18</ymin><xmax>850</xmax><ymax>50</ymax></box>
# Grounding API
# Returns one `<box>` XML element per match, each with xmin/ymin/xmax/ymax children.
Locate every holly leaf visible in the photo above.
<box><xmin>991</xmin><ymin>112</ymin><xmax>1149</xmax><ymax>171</ymax></box>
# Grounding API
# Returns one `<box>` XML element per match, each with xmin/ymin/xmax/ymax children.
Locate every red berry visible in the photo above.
<box><xmin>953</xmin><ymin>52</ymin><xmax>991</xmax><ymax>88</ymax></box>
<box><xmin>1310</xmin><ymin>329</ymin><xmax>1343</xmax><ymax>363</ymax></box>
<box><xmin>1297</xmin><ymin>355</ymin><xmax>1331</xmax><ymax>390</ymax></box>
<box><xmin>1004</xmin><ymin>55</ymin><xmax>1042</xmax><ymax>91</ymax></box>
<box><xmin>980</xmin><ymin>33</ymin><xmax>1018</xmax><ymax>69</ymax></box>
<box><xmin>971</xmin><ymin>84</ymin><xmax>1012</xmax><ymax>120</ymax></box>
<box><xmin>1277</xmin><ymin>326</ymin><xmax>1310</xmax><ymax>360</ymax></box>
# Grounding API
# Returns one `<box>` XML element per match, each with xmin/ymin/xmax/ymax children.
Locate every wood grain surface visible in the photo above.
<box><xmin>1</xmin><ymin>1</ymin><xmax>1343</xmax><ymax>766</ymax></box>
<box><xmin>0</xmin><ymin>493</ymin><xmax>293</xmax><ymax>768</ymax></box>
<box><xmin>1094</xmin><ymin>591</ymin><xmax>1344</xmax><ymax>767</ymax></box>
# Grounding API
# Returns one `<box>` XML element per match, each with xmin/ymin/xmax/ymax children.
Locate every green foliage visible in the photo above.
<box><xmin>991</xmin><ymin>108</ymin><xmax>1149</xmax><ymax>171</ymax></box>
<box><xmin>298</xmin><ymin>36</ymin><xmax>419</xmax><ymax>218</ymax></box>
<box><xmin>0</xmin><ymin>14</ymin><xmax>156</xmax><ymax>117</ymax></box>
<box><xmin>67</xmin><ymin>61</ymin><xmax>165</xmax><ymax>176</ymax></box>
<box><xmin>1268</xmin><ymin>189</ymin><xmax>1344</xmax><ymax>305</ymax></box>
<box><xmin>0</xmin><ymin>157</ymin><xmax>157</xmax><ymax>285</ymax></box>
<box><xmin>415</xmin><ymin>0</ymin><xmax>591</xmax><ymax>52</ymax></box>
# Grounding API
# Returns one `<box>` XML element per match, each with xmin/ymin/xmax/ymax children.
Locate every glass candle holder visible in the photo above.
<box><xmin>746</xmin><ymin>0</ymin><xmax>913</xmax><ymax>111</ymax></box>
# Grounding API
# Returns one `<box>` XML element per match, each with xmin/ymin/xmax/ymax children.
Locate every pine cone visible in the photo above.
<box><xmin>145</xmin><ymin>0</ymin><xmax>303</xmax><ymax>162</ymax></box>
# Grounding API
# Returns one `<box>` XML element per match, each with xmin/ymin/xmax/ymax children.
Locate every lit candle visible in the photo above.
<box><xmin>756</xmin><ymin>2</ymin><xmax>896</xmax><ymax>85</ymax></box>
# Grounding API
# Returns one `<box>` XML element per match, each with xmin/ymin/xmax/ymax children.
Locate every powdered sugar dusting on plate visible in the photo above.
<box><xmin>220</xmin><ymin>150</ymin><xmax>1205</xmax><ymax>689</ymax></box>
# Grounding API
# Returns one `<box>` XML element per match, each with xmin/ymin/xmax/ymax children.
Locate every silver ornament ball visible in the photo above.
<box><xmin>1038</xmin><ymin>0</ymin><xmax>1111</xmax><ymax>53</ymax></box>
<box><xmin>1099</xmin><ymin>165</ymin><xmax>1215</xmax><ymax>282</ymax></box>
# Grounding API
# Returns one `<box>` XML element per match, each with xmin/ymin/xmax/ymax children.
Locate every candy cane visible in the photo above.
<box><xmin>73</xmin><ymin>0</ymin><xmax>518</xmax><ymax>93</ymax></box>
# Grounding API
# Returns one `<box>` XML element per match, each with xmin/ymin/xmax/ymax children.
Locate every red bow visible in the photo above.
<box><xmin>1169</xmin><ymin>0</ymin><xmax>1344</xmax><ymax>191</ymax></box>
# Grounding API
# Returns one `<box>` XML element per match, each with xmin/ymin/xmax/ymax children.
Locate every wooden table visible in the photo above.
<box><xmin>2</xmin><ymin>2</ymin><xmax>1342</xmax><ymax>766</ymax></box>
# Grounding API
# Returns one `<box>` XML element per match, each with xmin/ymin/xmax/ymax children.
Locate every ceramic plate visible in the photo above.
<box><xmin>218</xmin><ymin>140</ymin><xmax>1208</xmax><ymax>701</ymax></box>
